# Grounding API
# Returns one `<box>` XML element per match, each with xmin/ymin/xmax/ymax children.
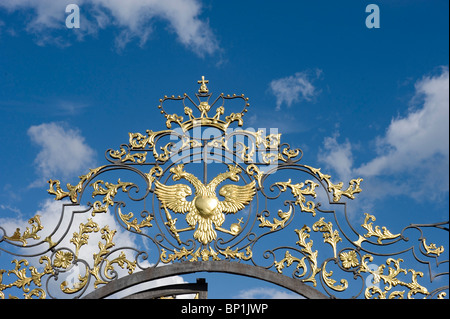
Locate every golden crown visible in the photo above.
<box><xmin>157</xmin><ymin>76</ymin><xmax>250</xmax><ymax>132</ymax></box>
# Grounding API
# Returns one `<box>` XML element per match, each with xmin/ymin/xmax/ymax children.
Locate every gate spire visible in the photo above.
<box><xmin>197</xmin><ymin>75</ymin><xmax>209</xmax><ymax>94</ymax></box>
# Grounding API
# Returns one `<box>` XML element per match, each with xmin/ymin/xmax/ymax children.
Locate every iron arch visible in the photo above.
<box><xmin>83</xmin><ymin>261</ymin><xmax>328</xmax><ymax>299</ymax></box>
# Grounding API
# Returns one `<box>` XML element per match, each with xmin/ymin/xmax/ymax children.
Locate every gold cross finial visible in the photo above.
<box><xmin>197</xmin><ymin>76</ymin><xmax>209</xmax><ymax>94</ymax></box>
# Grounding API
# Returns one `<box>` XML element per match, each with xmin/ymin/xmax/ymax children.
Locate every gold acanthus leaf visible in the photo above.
<box><xmin>108</xmin><ymin>147</ymin><xmax>147</xmax><ymax>163</ymax></box>
<box><xmin>246</xmin><ymin>164</ymin><xmax>264</xmax><ymax>188</ymax></box>
<box><xmin>128</xmin><ymin>129</ymin><xmax>171</xmax><ymax>149</ymax></box>
<box><xmin>312</xmin><ymin>217</ymin><xmax>342</xmax><ymax>258</ymax></box>
<box><xmin>118</xmin><ymin>207</ymin><xmax>153</xmax><ymax>233</ymax></box>
<box><xmin>422</xmin><ymin>239</ymin><xmax>445</xmax><ymax>257</ymax></box>
<box><xmin>90</xmin><ymin>179</ymin><xmax>134</xmax><ymax>215</ymax></box>
<box><xmin>294</xmin><ymin>226</ymin><xmax>321</xmax><ymax>286</ymax></box>
<box><xmin>70</xmin><ymin>218</ymin><xmax>99</xmax><ymax>257</ymax></box>
<box><xmin>359</xmin><ymin>255</ymin><xmax>429</xmax><ymax>299</ymax></box>
<box><xmin>0</xmin><ymin>256</ymin><xmax>53</xmax><ymax>299</ymax></box>
<box><xmin>274</xmin><ymin>179</ymin><xmax>319</xmax><ymax>216</ymax></box>
<box><xmin>64</xmin><ymin>221</ymin><xmax>137</xmax><ymax>293</ymax></box>
<box><xmin>274</xmin><ymin>251</ymin><xmax>307</xmax><ymax>278</ymax></box>
<box><xmin>218</xmin><ymin>246</ymin><xmax>252</xmax><ymax>261</ymax></box>
<box><xmin>354</xmin><ymin>213</ymin><xmax>401</xmax><ymax>246</ymax></box>
<box><xmin>278</xmin><ymin>146</ymin><xmax>301</xmax><ymax>162</ymax></box>
<box><xmin>4</xmin><ymin>215</ymin><xmax>43</xmax><ymax>246</ymax></box>
<box><xmin>160</xmin><ymin>246</ymin><xmax>252</xmax><ymax>263</ymax></box>
<box><xmin>47</xmin><ymin>166</ymin><xmax>105</xmax><ymax>203</ymax></box>
<box><xmin>258</xmin><ymin>206</ymin><xmax>292</xmax><ymax>231</ymax></box>
<box><xmin>322</xmin><ymin>261</ymin><xmax>348</xmax><ymax>292</ymax></box>
<box><xmin>303</xmin><ymin>165</ymin><xmax>363</xmax><ymax>202</ymax></box>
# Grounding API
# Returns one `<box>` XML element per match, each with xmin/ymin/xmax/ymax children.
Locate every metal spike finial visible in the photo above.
<box><xmin>197</xmin><ymin>75</ymin><xmax>209</xmax><ymax>94</ymax></box>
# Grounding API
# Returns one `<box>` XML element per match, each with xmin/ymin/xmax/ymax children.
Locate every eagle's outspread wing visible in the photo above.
<box><xmin>170</xmin><ymin>164</ymin><xmax>204</xmax><ymax>194</ymax></box>
<box><xmin>218</xmin><ymin>181</ymin><xmax>256</xmax><ymax>214</ymax></box>
<box><xmin>154</xmin><ymin>180</ymin><xmax>193</xmax><ymax>214</ymax></box>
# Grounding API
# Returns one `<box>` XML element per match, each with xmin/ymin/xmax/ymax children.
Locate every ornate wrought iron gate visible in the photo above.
<box><xmin>1</xmin><ymin>78</ymin><xmax>448</xmax><ymax>299</ymax></box>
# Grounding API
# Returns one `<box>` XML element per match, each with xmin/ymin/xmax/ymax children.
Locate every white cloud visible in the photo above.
<box><xmin>0</xmin><ymin>0</ymin><xmax>66</xmax><ymax>30</ymax></box>
<box><xmin>269</xmin><ymin>69</ymin><xmax>322</xmax><ymax>110</ymax></box>
<box><xmin>356</xmin><ymin>67</ymin><xmax>449</xmax><ymax>179</ymax></box>
<box><xmin>27</xmin><ymin>122</ymin><xmax>97</xmax><ymax>186</ymax></box>
<box><xmin>318</xmin><ymin>67</ymin><xmax>449</xmax><ymax>203</ymax></box>
<box><xmin>0</xmin><ymin>204</ymin><xmax>21</xmax><ymax>215</ymax></box>
<box><xmin>0</xmin><ymin>0</ymin><xmax>219</xmax><ymax>56</ymax></box>
<box><xmin>57</xmin><ymin>100</ymin><xmax>90</xmax><ymax>115</ymax></box>
<box><xmin>318</xmin><ymin>133</ymin><xmax>354</xmax><ymax>183</ymax></box>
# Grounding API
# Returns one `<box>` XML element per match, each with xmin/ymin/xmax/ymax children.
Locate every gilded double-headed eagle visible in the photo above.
<box><xmin>155</xmin><ymin>164</ymin><xmax>256</xmax><ymax>245</ymax></box>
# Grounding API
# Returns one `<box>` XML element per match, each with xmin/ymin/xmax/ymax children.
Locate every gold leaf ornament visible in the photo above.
<box><xmin>274</xmin><ymin>179</ymin><xmax>319</xmax><ymax>215</ymax></box>
<box><xmin>90</xmin><ymin>179</ymin><xmax>134</xmax><ymax>215</ymax></box>
<box><xmin>354</xmin><ymin>213</ymin><xmax>401</xmax><ymax>246</ymax></box>
<box><xmin>303</xmin><ymin>165</ymin><xmax>363</xmax><ymax>202</ymax></box>
<box><xmin>4</xmin><ymin>215</ymin><xmax>44</xmax><ymax>246</ymax></box>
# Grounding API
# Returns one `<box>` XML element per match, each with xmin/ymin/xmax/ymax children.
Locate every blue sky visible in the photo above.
<box><xmin>0</xmin><ymin>1</ymin><xmax>448</xmax><ymax>299</ymax></box>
